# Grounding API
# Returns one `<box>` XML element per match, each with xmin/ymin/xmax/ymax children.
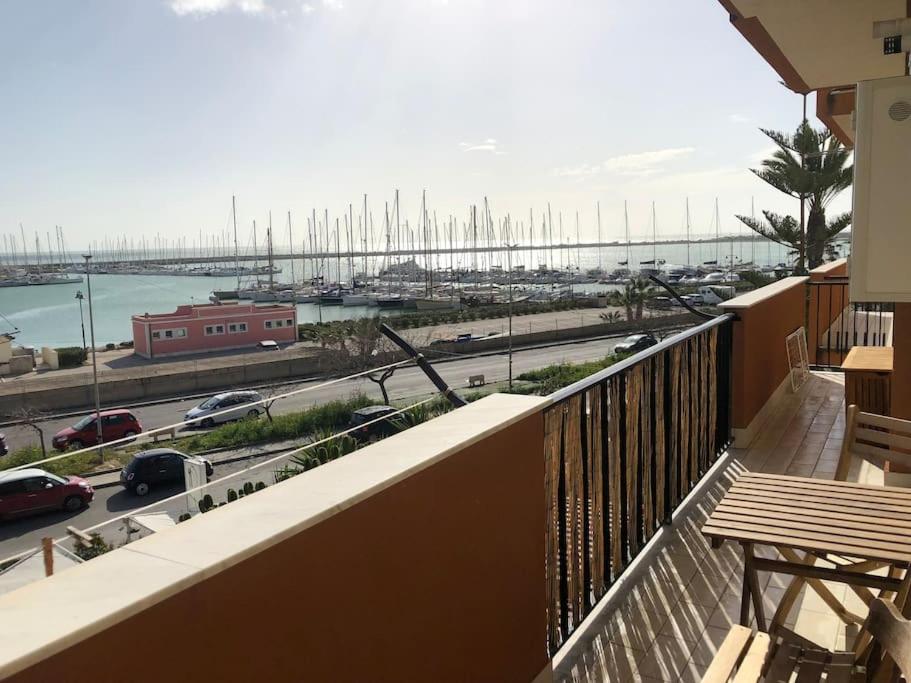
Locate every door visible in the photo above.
<box><xmin>151</xmin><ymin>454</ymin><xmax>175</xmax><ymax>484</ymax></box>
<box><xmin>78</xmin><ymin>418</ymin><xmax>99</xmax><ymax>445</ymax></box>
<box><xmin>101</xmin><ymin>414</ymin><xmax>125</xmax><ymax>441</ymax></box>
<box><xmin>21</xmin><ymin>477</ymin><xmax>60</xmax><ymax>512</ymax></box>
<box><xmin>166</xmin><ymin>453</ymin><xmax>185</xmax><ymax>483</ymax></box>
<box><xmin>0</xmin><ymin>480</ymin><xmax>28</xmax><ymax>515</ymax></box>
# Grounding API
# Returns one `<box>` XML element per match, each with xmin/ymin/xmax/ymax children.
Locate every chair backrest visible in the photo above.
<box><xmin>835</xmin><ymin>405</ymin><xmax>911</xmax><ymax>482</ymax></box>
<box><xmin>866</xmin><ymin>598</ymin><xmax>911</xmax><ymax>681</ymax></box>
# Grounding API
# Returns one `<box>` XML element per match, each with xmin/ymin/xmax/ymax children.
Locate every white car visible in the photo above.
<box><xmin>184</xmin><ymin>391</ymin><xmax>264</xmax><ymax>428</ymax></box>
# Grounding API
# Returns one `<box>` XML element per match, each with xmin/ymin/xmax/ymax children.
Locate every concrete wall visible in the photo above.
<box><xmin>0</xmin><ymin>395</ymin><xmax>550</xmax><ymax>683</ymax></box>
<box><xmin>428</xmin><ymin>312</ymin><xmax>701</xmax><ymax>356</ymax></box>
<box><xmin>0</xmin><ymin>351</ymin><xmax>327</xmax><ymax>414</ymax></box>
<box><xmin>720</xmin><ymin>277</ymin><xmax>808</xmax><ymax>436</ymax></box>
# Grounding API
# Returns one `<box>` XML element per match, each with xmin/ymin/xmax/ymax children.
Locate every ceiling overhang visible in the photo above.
<box><xmin>719</xmin><ymin>0</ymin><xmax>910</xmax><ymax>146</ymax></box>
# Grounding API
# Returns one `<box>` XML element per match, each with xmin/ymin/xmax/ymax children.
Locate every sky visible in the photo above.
<box><xmin>0</xmin><ymin>0</ymin><xmax>850</xmax><ymax>252</ymax></box>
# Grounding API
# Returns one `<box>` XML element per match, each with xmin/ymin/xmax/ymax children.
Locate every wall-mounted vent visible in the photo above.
<box><xmin>888</xmin><ymin>100</ymin><xmax>911</xmax><ymax>121</ymax></box>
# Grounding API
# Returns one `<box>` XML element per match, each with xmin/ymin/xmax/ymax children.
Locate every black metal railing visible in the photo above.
<box><xmin>808</xmin><ymin>278</ymin><xmax>893</xmax><ymax>370</ymax></box>
<box><xmin>543</xmin><ymin>314</ymin><xmax>734</xmax><ymax>655</ymax></box>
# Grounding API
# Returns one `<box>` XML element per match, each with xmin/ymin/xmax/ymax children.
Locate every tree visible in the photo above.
<box><xmin>736</xmin><ymin>121</ymin><xmax>852</xmax><ymax>273</ymax></box>
<box><xmin>616</xmin><ymin>277</ymin><xmax>652</xmax><ymax>322</ymax></box>
<box><xmin>12</xmin><ymin>406</ymin><xmax>48</xmax><ymax>458</ymax></box>
<box><xmin>309</xmin><ymin>319</ymin><xmax>406</xmax><ymax>404</ymax></box>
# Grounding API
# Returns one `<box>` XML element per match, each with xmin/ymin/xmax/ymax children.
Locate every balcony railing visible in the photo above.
<box><xmin>544</xmin><ymin>313</ymin><xmax>734</xmax><ymax>654</ymax></box>
<box><xmin>808</xmin><ymin>277</ymin><xmax>893</xmax><ymax>369</ymax></box>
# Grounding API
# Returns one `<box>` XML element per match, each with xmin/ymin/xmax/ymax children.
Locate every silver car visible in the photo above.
<box><xmin>184</xmin><ymin>391</ymin><xmax>264</xmax><ymax>428</ymax></box>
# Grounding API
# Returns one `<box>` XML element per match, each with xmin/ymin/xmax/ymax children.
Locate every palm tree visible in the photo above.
<box><xmin>617</xmin><ymin>277</ymin><xmax>651</xmax><ymax>321</ymax></box>
<box><xmin>736</xmin><ymin>121</ymin><xmax>852</xmax><ymax>273</ymax></box>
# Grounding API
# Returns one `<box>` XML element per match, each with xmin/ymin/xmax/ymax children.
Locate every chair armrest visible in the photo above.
<box><xmin>700</xmin><ymin>626</ymin><xmax>754</xmax><ymax>683</ymax></box>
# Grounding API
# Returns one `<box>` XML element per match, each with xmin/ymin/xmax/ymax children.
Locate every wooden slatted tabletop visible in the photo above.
<box><xmin>703</xmin><ymin>472</ymin><xmax>911</xmax><ymax>565</ymax></box>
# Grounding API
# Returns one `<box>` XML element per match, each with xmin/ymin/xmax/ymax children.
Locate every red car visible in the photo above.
<box><xmin>0</xmin><ymin>468</ymin><xmax>94</xmax><ymax>519</ymax></box>
<box><xmin>52</xmin><ymin>409</ymin><xmax>143</xmax><ymax>451</ymax></box>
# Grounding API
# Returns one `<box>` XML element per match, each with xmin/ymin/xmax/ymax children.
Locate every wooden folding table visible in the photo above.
<box><xmin>702</xmin><ymin>472</ymin><xmax>911</xmax><ymax>633</ymax></box>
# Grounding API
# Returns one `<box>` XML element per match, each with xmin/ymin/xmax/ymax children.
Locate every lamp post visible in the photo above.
<box><xmin>75</xmin><ymin>291</ymin><xmax>86</xmax><ymax>353</ymax></box>
<box><xmin>82</xmin><ymin>255</ymin><xmax>104</xmax><ymax>460</ymax></box>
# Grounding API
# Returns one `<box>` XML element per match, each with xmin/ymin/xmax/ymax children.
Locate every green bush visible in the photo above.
<box><xmin>0</xmin><ymin>444</ymin><xmax>103</xmax><ymax>477</ymax></box>
<box><xmin>227</xmin><ymin>488</ymin><xmax>238</xmax><ymax>502</ymax></box>
<box><xmin>55</xmin><ymin>347</ymin><xmax>87</xmax><ymax>369</ymax></box>
<box><xmin>74</xmin><ymin>534</ymin><xmax>113</xmax><ymax>561</ymax></box>
<box><xmin>254</xmin><ymin>481</ymin><xmax>266</xmax><ymax>491</ymax></box>
<box><xmin>517</xmin><ymin>355</ymin><xmax>621</xmax><ymax>395</ymax></box>
<box><xmin>242</xmin><ymin>482</ymin><xmax>254</xmax><ymax>495</ymax></box>
<box><xmin>177</xmin><ymin>394</ymin><xmax>374</xmax><ymax>454</ymax></box>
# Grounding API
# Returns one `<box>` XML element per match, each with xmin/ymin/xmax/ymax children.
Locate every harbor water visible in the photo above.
<box><xmin>0</xmin><ymin>239</ymin><xmax>807</xmax><ymax>349</ymax></box>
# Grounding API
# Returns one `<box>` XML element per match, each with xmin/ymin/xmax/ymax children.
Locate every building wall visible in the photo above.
<box><xmin>0</xmin><ymin>395</ymin><xmax>550</xmax><ymax>683</ymax></box>
<box><xmin>721</xmin><ymin>276</ymin><xmax>808</xmax><ymax>434</ymax></box>
<box><xmin>132</xmin><ymin>304</ymin><xmax>297</xmax><ymax>358</ymax></box>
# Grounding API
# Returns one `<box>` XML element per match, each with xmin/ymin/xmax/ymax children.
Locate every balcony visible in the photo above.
<box><xmin>0</xmin><ymin>273</ymin><xmax>902</xmax><ymax>683</ymax></box>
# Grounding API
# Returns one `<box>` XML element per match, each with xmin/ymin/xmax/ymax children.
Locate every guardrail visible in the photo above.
<box><xmin>807</xmin><ymin>278</ymin><xmax>893</xmax><ymax>369</ymax></box>
<box><xmin>544</xmin><ymin>314</ymin><xmax>734</xmax><ymax>654</ymax></box>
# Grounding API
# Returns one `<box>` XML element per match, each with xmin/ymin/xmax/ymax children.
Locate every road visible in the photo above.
<box><xmin>0</xmin><ymin>335</ymin><xmax>625</xmax><ymax>559</ymax></box>
<box><xmin>0</xmin><ymin>336</ymin><xmax>625</xmax><ymax>452</ymax></box>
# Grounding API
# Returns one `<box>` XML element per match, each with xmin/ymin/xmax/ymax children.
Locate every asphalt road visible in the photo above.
<box><xmin>0</xmin><ymin>335</ymin><xmax>623</xmax><ymax>559</ymax></box>
<box><xmin>1</xmin><ymin>337</ymin><xmax>624</xmax><ymax>452</ymax></box>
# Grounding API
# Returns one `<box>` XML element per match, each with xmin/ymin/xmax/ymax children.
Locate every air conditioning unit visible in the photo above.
<box><xmin>850</xmin><ymin>74</ymin><xmax>911</xmax><ymax>302</ymax></box>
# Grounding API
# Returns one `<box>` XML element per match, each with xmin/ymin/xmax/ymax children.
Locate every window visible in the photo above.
<box><xmin>228</xmin><ymin>322</ymin><xmax>248</xmax><ymax>334</ymax></box>
<box><xmin>205</xmin><ymin>324</ymin><xmax>225</xmax><ymax>336</ymax></box>
<box><xmin>265</xmin><ymin>319</ymin><xmax>286</xmax><ymax>330</ymax></box>
<box><xmin>23</xmin><ymin>478</ymin><xmax>48</xmax><ymax>493</ymax></box>
<box><xmin>0</xmin><ymin>480</ymin><xmax>26</xmax><ymax>495</ymax></box>
<box><xmin>152</xmin><ymin>327</ymin><xmax>187</xmax><ymax>341</ymax></box>
<box><xmin>102</xmin><ymin>415</ymin><xmax>124</xmax><ymax>425</ymax></box>
<box><xmin>286</xmin><ymin>319</ymin><xmax>294</xmax><ymax>327</ymax></box>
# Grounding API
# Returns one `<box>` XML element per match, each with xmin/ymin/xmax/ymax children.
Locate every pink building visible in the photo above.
<box><xmin>132</xmin><ymin>303</ymin><xmax>298</xmax><ymax>359</ymax></box>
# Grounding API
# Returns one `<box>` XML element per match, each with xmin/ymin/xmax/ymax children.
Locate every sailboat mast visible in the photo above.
<box><xmin>596</xmin><ymin>201</ymin><xmax>602</xmax><ymax>273</ymax></box>
<box><xmin>268</xmin><ymin>211</ymin><xmax>274</xmax><ymax>291</ymax></box>
<box><xmin>288</xmin><ymin>210</ymin><xmax>294</xmax><ymax>287</ymax></box>
<box><xmin>685</xmin><ymin>198</ymin><xmax>691</xmax><ymax>267</ymax></box>
<box><xmin>624</xmin><ymin>200</ymin><xmax>631</xmax><ymax>268</ymax></box>
<box><xmin>232</xmin><ymin>196</ymin><xmax>240</xmax><ymax>290</ymax></box>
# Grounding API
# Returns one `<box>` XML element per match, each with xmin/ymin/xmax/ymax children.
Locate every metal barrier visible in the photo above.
<box><xmin>544</xmin><ymin>314</ymin><xmax>734</xmax><ymax>654</ymax></box>
<box><xmin>808</xmin><ymin>278</ymin><xmax>893</xmax><ymax>369</ymax></box>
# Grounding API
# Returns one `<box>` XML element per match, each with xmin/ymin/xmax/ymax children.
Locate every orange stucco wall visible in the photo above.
<box><xmin>6</xmin><ymin>412</ymin><xmax>548</xmax><ymax>683</ymax></box>
<box><xmin>724</xmin><ymin>278</ymin><xmax>807</xmax><ymax>430</ymax></box>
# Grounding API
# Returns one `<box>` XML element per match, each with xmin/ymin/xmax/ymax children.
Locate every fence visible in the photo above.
<box><xmin>543</xmin><ymin>314</ymin><xmax>734</xmax><ymax>654</ymax></box>
<box><xmin>807</xmin><ymin>278</ymin><xmax>893</xmax><ymax>369</ymax></box>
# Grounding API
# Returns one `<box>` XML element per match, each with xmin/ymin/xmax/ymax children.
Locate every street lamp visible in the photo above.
<box><xmin>75</xmin><ymin>291</ymin><xmax>86</xmax><ymax>353</ymax></box>
<box><xmin>82</xmin><ymin>255</ymin><xmax>104</xmax><ymax>460</ymax></box>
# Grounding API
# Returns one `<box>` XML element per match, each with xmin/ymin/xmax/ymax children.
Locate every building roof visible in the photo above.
<box><xmin>133</xmin><ymin>302</ymin><xmax>296</xmax><ymax>323</ymax></box>
<box><xmin>719</xmin><ymin>0</ymin><xmax>909</xmax><ymax>146</ymax></box>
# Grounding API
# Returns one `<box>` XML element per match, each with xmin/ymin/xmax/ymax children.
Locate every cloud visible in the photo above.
<box><xmin>169</xmin><ymin>0</ymin><xmax>268</xmax><ymax>15</ymax></box>
<box><xmin>553</xmin><ymin>146</ymin><xmax>695</xmax><ymax>182</ymax></box>
<box><xmin>602</xmin><ymin>147</ymin><xmax>695</xmax><ymax>175</ymax></box>
<box><xmin>459</xmin><ymin>139</ymin><xmax>506</xmax><ymax>155</ymax></box>
<box><xmin>729</xmin><ymin>113</ymin><xmax>750</xmax><ymax>124</ymax></box>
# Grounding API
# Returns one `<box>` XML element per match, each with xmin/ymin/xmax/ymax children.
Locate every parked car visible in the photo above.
<box><xmin>0</xmin><ymin>468</ymin><xmax>94</xmax><ymax>519</ymax></box>
<box><xmin>614</xmin><ymin>333</ymin><xmax>659</xmax><ymax>355</ymax></box>
<box><xmin>52</xmin><ymin>409</ymin><xmax>143</xmax><ymax>452</ymax></box>
<box><xmin>120</xmin><ymin>448</ymin><xmax>213</xmax><ymax>496</ymax></box>
<box><xmin>349</xmin><ymin>405</ymin><xmax>398</xmax><ymax>441</ymax></box>
<box><xmin>184</xmin><ymin>391</ymin><xmax>264</xmax><ymax>428</ymax></box>
<box><xmin>0</xmin><ymin>433</ymin><xmax>7</xmax><ymax>457</ymax></box>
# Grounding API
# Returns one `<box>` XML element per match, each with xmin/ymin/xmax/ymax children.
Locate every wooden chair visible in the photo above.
<box><xmin>767</xmin><ymin>405</ymin><xmax>911</xmax><ymax>638</ymax></box>
<box><xmin>701</xmin><ymin>598</ymin><xmax>911</xmax><ymax>682</ymax></box>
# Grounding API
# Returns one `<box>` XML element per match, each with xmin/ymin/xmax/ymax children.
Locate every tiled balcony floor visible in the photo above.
<box><xmin>553</xmin><ymin>372</ymin><xmax>884</xmax><ymax>682</ymax></box>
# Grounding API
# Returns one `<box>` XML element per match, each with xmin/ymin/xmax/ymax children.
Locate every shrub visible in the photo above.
<box><xmin>254</xmin><ymin>481</ymin><xmax>266</xmax><ymax>491</ymax></box>
<box><xmin>55</xmin><ymin>347</ymin><xmax>86</xmax><ymax>369</ymax></box>
<box><xmin>242</xmin><ymin>482</ymin><xmax>254</xmax><ymax>495</ymax></box>
<box><xmin>74</xmin><ymin>534</ymin><xmax>113</xmax><ymax>561</ymax></box>
<box><xmin>226</xmin><ymin>488</ymin><xmax>238</xmax><ymax>502</ymax></box>
<box><xmin>104</xmin><ymin>343</ymin><xmax>116</xmax><ymax>351</ymax></box>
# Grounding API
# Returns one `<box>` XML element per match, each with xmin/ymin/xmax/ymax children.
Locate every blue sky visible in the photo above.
<box><xmin>0</xmin><ymin>0</ymin><xmax>846</xmax><ymax>250</ymax></box>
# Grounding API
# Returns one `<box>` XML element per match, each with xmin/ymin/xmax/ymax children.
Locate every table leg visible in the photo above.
<box><xmin>743</xmin><ymin>543</ymin><xmax>767</xmax><ymax>631</ymax></box>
